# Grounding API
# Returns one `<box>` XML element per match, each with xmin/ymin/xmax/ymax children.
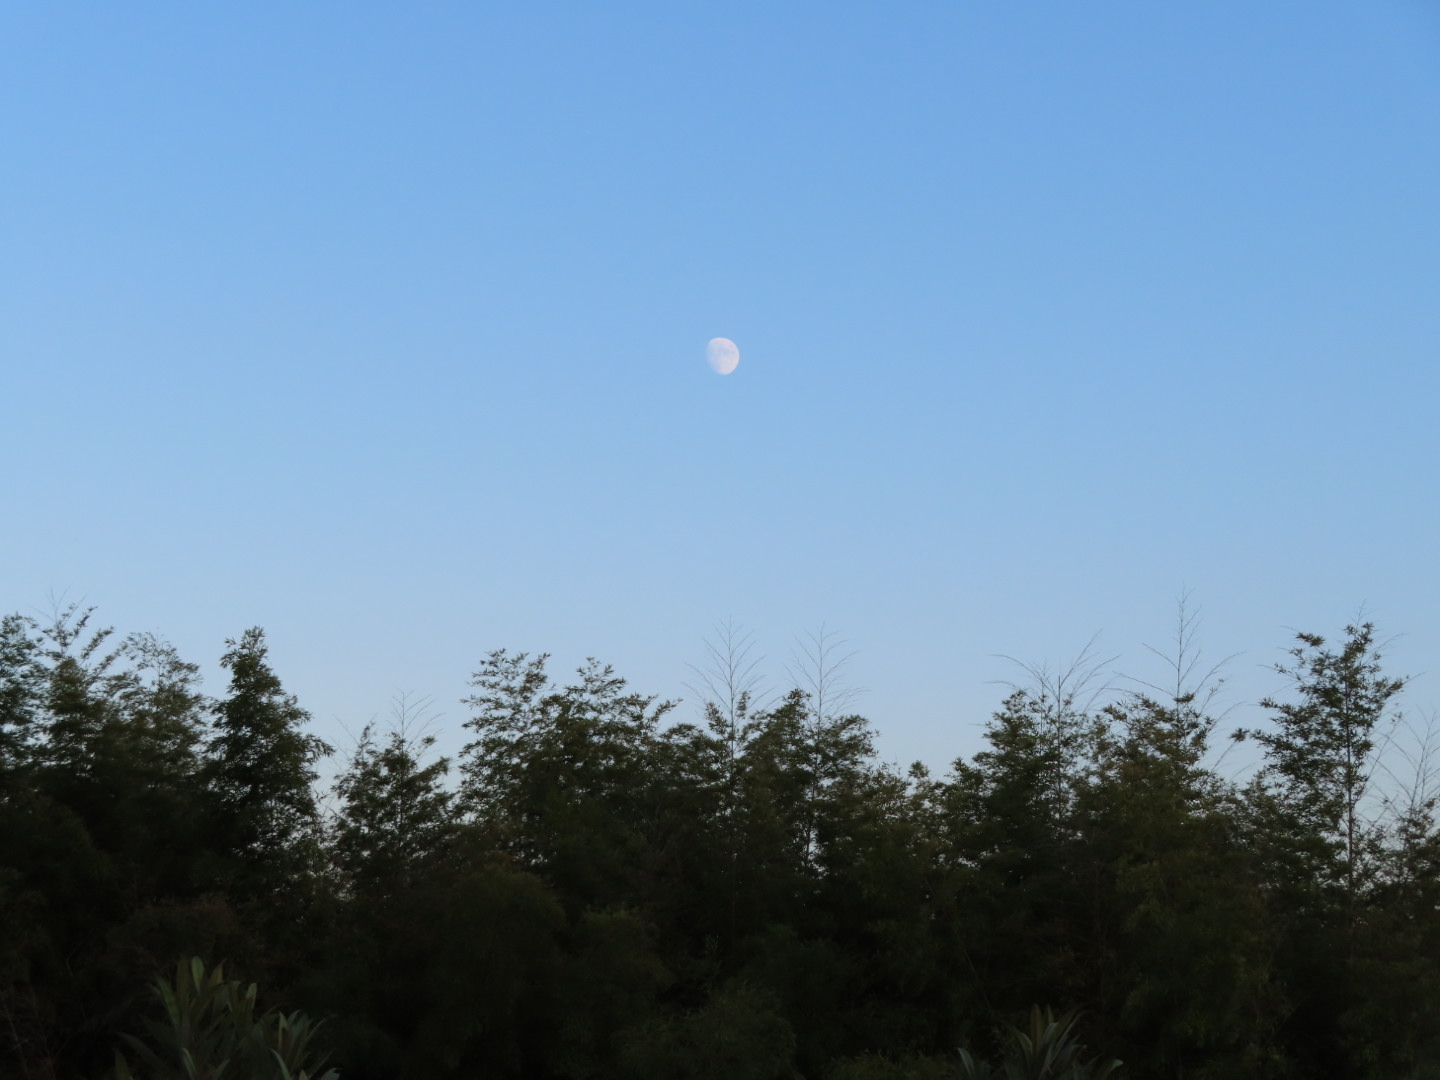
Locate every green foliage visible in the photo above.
<box><xmin>1238</xmin><ymin>622</ymin><xmax>1406</xmax><ymax>894</ymax></box>
<box><xmin>461</xmin><ymin>650</ymin><xmax>674</xmax><ymax>826</ymax></box>
<box><xmin>618</xmin><ymin>982</ymin><xmax>799</xmax><ymax>1080</ymax></box>
<box><xmin>0</xmin><ymin>613</ymin><xmax>44</xmax><ymax>774</ymax></box>
<box><xmin>551</xmin><ymin>907</ymin><xmax>673</xmax><ymax>1079</ymax></box>
<box><xmin>828</xmin><ymin>1052</ymin><xmax>959</xmax><ymax>1080</ymax></box>
<box><xmin>0</xmin><ymin>607</ymin><xmax>228</xmax><ymax>1078</ymax></box>
<box><xmin>2</xmin><ymin>604</ymin><xmax>1437</xmax><ymax>1080</ymax></box>
<box><xmin>206</xmin><ymin>628</ymin><xmax>331</xmax><ymax>890</ymax></box>
<box><xmin>114</xmin><ymin>956</ymin><xmax>337</xmax><ymax>1080</ymax></box>
<box><xmin>306</xmin><ymin>847</ymin><xmax>567</xmax><ymax>1079</ymax></box>
<box><xmin>1233</xmin><ymin>623</ymin><xmax>1414</xmax><ymax>1079</ymax></box>
<box><xmin>330</xmin><ymin>714</ymin><xmax>454</xmax><ymax>895</ymax></box>
<box><xmin>942</xmin><ymin>690</ymin><xmax>1099</xmax><ymax>1017</ymax></box>
<box><xmin>1077</xmin><ymin>695</ymin><xmax>1283</xmax><ymax>1078</ymax></box>
<box><xmin>459</xmin><ymin>650</ymin><xmax>676</xmax><ymax>911</ymax></box>
<box><xmin>956</xmin><ymin>1008</ymin><xmax>1121</xmax><ymax>1080</ymax></box>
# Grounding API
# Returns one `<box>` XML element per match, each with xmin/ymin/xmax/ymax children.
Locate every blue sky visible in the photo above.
<box><xmin>4</xmin><ymin>1</ymin><xmax>1439</xmax><ymax>772</ymax></box>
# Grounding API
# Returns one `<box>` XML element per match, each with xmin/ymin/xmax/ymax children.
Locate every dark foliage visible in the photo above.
<box><xmin>1</xmin><ymin>609</ymin><xmax>1436</xmax><ymax>1079</ymax></box>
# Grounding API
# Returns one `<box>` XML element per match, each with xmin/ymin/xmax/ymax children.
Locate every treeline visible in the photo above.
<box><xmin>2</xmin><ymin>606</ymin><xmax>1438</xmax><ymax>1080</ymax></box>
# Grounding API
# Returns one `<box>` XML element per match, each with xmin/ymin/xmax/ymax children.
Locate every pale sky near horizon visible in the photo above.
<box><xmin>4</xmin><ymin>2</ymin><xmax>1440</xmax><ymax>776</ymax></box>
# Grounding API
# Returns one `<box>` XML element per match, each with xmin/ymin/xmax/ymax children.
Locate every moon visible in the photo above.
<box><xmin>706</xmin><ymin>337</ymin><xmax>740</xmax><ymax>375</ymax></box>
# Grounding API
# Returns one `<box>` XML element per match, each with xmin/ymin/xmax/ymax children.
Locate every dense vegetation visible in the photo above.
<box><xmin>2</xmin><ymin>605</ymin><xmax>1437</xmax><ymax>1080</ymax></box>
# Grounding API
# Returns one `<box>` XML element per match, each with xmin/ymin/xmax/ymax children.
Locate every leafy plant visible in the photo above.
<box><xmin>956</xmin><ymin>1007</ymin><xmax>1120</xmax><ymax>1080</ymax></box>
<box><xmin>113</xmin><ymin>957</ymin><xmax>337</xmax><ymax>1080</ymax></box>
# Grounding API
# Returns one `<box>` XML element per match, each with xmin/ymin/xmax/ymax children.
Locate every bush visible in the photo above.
<box><xmin>113</xmin><ymin>957</ymin><xmax>338</xmax><ymax>1080</ymax></box>
<box><xmin>956</xmin><ymin>1007</ymin><xmax>1120</xmax><ymax>1080</ymax></box>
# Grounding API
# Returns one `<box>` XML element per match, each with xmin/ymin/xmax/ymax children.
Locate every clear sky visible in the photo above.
<box><xmin>4</xmin><ymin>2</ymin><xmax>1439</xmax><ymax>773</ymax></box>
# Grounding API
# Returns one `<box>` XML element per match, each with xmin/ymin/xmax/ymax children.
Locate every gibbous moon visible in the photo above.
<box><xmin>706</xmin><ymin>337</ymin><xmax>740</xmax><ymax>375</ymax></box>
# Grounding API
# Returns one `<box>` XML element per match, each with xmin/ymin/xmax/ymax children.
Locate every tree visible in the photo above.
<box><xmin>1237</xmin><ymin>623</ymin><xmax>1405</xmax><ymax>908</ymax></box>
<box><xmin>330</xmin><ymin>695</ymin><xmax>455</xmax><ymax>896</ymax></box>
<box><xmin>1049</xmin><ymin>601</ymin><xmax>1286</xmax><ymax>1077</ymax></box>
<box><xmin>1341</xmin><ymin>796</ymin><xmax>1440</xmax><ymax>1079</ymax></box>
<box><xmin>675</xmin><ymin>623</ymin><xmax>772</xmax><ymax>957</ymax></box>
<box><xmin>942</xmin><ymin>690</ymin><xmax>1094</xmax><ymax>1020</ymax></box>
<box><xmin>784</xmin><ymin>626</ymin><xmax>867</xmax><ymax>871</ymax></box>
<box><xmin>459</xmin><ymin>650</ymin><xmax>676</xmax><ymax>908</ymax></box>
<box><xmin>687</xmin><ymin>619</ymin><xmax>770</xmax><ymax>763</ymax></box>
<box><xmin>205</xmin><ymin>628</ymin><xmax>331</xmax><ymax>902</ymax></box>
<box><xmin>0</xmin><ymin>614</ymin><xmax>43</xmax><ymax>783</ymax></box>
<box><xmin>1235</xmin><ymin>623</ymin><xmax>1409</xmax><ymax>1080</ymax></box>
<box><xmin>617</xmin><ymin>982</ymin><xmax>798</xmax><ymax>1080</ymax></box>
<box><xmin>1076</xmin><ymin>694</ymin><xmax>1282</xmax><ymax>1079</ymax></box>
<box><xmin>0</xmin><ymin>607</ymin><xmax>219</xmax><ymax>1079</ymax></box>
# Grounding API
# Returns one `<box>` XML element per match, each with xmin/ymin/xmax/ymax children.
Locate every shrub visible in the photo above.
<box><xmin>956</xmin><ymin>1007</ymin><xmax>1120</xmax><ymax>1080</ymax></box>
<box><xmin>113</xmin><ymin>957</ymin><xmax>338</xmax><ymax>1080</ymax></box>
